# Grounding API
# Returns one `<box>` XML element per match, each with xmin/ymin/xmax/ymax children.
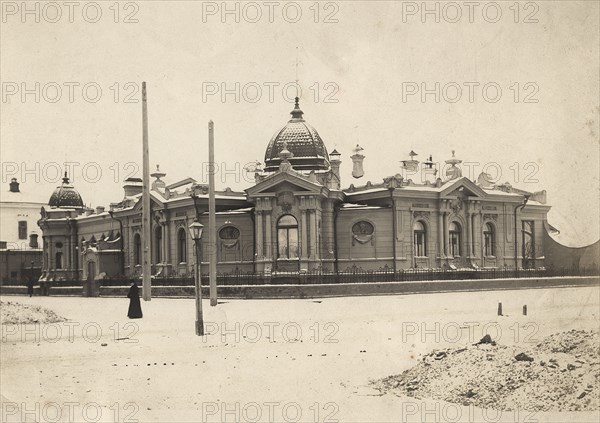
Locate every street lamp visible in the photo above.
<box><xmin>189</xmin><ymin>219</ymin><xmax>204</xmax><ymax>336</ymax></box>
<box><xmin>514</xmin><ymin>194</ymin><xmax>531</xmax><ymax>275</ymax></box>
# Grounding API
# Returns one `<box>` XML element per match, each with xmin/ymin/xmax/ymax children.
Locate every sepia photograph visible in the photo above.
<box><xmin>1</xmin><ymin>1</ymin><xmax>599</xmax><ymax>422</ymax></box>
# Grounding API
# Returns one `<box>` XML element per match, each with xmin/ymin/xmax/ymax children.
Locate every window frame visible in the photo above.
<box><xmin>18</xmin><ymin>221</ymin><xmax>27</xmax><ymax>240</ymax></box>
<box><xmin>277</xmin><ymin>214</ymin><xmax>299</xmax><ymax>259</ymax></box>
<box><xmin>133</xmin><ymin>233</ymin><xmax>142</xmax><ymax>266</ymax></box>
<box><xmin>154</xmin><ymin>226</ymin><xmax>162</xmax><ymax>264</ymax></box>
<box><xmin>177</xmin><ymin>228</ymin><xmax>187</xmax><ymax>264</ymax></box>
<box><xmin>484</xmin><ymin>222</ymin><xmax>496</xmax><ymax>257</ymax></box>
<box><xmin>413</xmin><ymin>220</ymin><xmax>427</xmax><ymax>257</ymax></box>
<box><xmin>449</xmin><ymin>221</ymin><xmax>461</xmax><ymax>257</ymax></box>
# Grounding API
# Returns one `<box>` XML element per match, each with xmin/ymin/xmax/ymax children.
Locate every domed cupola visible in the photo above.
<box><xmin>49</xmin><ymin>172</ymin><xmax>84</xmax><ymax>208</ymax></box>
<box><xmin>264</xmin><ymin>97</ymin><xmax>330</xmax><ymax>172</ymax></box>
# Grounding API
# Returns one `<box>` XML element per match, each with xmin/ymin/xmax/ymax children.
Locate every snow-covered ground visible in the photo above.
<box><xmin>1</xmin><ymin>286</ymin><xmax>599</xmax><ymax>423</ymax></box>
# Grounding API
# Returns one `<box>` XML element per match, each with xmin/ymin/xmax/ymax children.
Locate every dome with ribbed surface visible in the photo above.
<box><xmin>49</xmin><ymin>173</ymin><xmax>84</xmax><ymax>208</ymax></box>
<box><xmin>264</xmin><ymin>98</ymin><xmax>329</xmax><ymax>172</ymax></box>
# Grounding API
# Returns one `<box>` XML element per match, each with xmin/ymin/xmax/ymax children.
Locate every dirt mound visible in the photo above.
<box><xmin>374</xmin><ymin>330</ymin><xmax>599</xmax><ymax>412</ymax></box>
<box><xmin>0</xmin><ymin>301</ymin><xmax>67</xmax><ymax>325</ymax></box>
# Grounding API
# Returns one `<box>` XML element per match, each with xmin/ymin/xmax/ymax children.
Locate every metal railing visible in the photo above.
<box><xmin>94</xmin><ymin>265</ymin><xmax>599</xmax><ymax>287</ymax></box>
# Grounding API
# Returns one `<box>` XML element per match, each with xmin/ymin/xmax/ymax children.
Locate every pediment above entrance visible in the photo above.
<box><xmin>440</xmin><ymin>177</ymin><xmax>487</xmax><ymax>199</ymax></box>
<box><xmin>246</xmin><ymin>171</ymin><xmax>325</xmax><ymax>198</ymax></box>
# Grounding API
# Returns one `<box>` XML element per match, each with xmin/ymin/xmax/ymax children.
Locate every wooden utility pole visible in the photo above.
<box><xmin>142</xmin><ymin>82</ymin><xmax>152</xmax><ymax>301</ymax></box>
<box><xmin>208</xmin><ymin>120</ymin><xmax>217</xmax><ymax>306</ymax></box>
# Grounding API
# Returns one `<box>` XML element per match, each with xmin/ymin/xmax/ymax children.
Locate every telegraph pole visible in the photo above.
<box><xmin>208</xmin><ymin>120</ymin><xmax>217</xmax><ymax>306</ymax></box>
<box><xmin>142</xmin><ymin>82</ymin><xmax>152</xmax><ymax>301</ymax></box>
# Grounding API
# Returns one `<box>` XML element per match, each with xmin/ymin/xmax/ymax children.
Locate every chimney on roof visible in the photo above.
<box><xmin>9</xmin><ymin>178</ymin><xmax>19</xmax><ymax>192</ymax></box>
<box><xmin>123</xmin><ymin>177</ymin><xmax>143</xmax><ymax>197</ymax></box>
<box><xmin>96</xmin><ymin>206</ymin><xmax>105</xmax><ymax>214</ymax></box>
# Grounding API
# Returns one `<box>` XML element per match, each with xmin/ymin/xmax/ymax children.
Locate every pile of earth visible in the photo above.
<box><xmin>0</xmin><ymin>301</ymin><xmax>67</xmax><ymax>324</ymax></box>
<box><xmin>373</xmin><ymin>329</ymin><xmax>599</xmax><ymax>412</ymax></box>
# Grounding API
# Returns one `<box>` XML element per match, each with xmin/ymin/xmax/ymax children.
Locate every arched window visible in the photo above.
<box><xmin>449</xmin><ymin>222</ymin><xmax>461</xmax><ymax>257</ymax></box>
<box><xmin>277</xmin><ymin>215</ymin><xmax>298</xmax><ymax>259</ymax></box>
<box><xmin>484</xmin><ymin>223</ymin><xmax>495</xmax><ymax>256</ymax></box>
<box><xmin>133</xmin><ymin>233</ymin><xmax>142</xmax><ymax>265</ymax></box>
<box><xmin>154</xmin><ymin>226</ymin><xmax>162</xmax><ymax>264</ymax></box>
<box><xmin>413</xmin><ymin>221</ymin><xmax>427</xmax><ymax>257</ymax></box>
<box><xmin>177</xmin><ymin>228</ymin><xmax>187</xmax><ymax>264</ymax></box>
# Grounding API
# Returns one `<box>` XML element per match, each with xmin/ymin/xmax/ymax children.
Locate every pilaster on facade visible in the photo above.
<box><xmin>300</xmin><ymin>209</ymin><xmax>308</xmax><ymax>261</ymax></box>
<box><xmin>264</xmin><ymin>210</ymin><xmax>272</xmax><ymax>260</ymax></box>
<box><xmin>255</xmin><ymin>210</ymin><xmax>264</xmax><ymax>259</ymax></box>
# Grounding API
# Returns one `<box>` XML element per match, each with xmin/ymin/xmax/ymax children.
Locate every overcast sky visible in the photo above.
<box><xmin>1</xmin><ymin>0</ymin><xmax>598</xmax><ymax>245</ymax></box>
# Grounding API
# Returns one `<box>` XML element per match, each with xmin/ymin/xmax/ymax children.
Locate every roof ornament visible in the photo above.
<box><xmin>351</xmin><ymin>144</ymin><xmax>365</xmax><ymax>179</ymax></box>
<box><xmin>445</xmin><ymin>150</ymin><xmax>463</xmax><ymax>180</ymax></box>
<box><xmin>290</xmin><ymin>96</ymin><xmax>304</xmax><ymax>120</ymax></box>
<box><xmin>151</xmin><ymin>164</ymin><xmax>166</xmax><ymax>192</ymax></box>
<box><xmin>384</xmin><ymin>174</ymin><xmax>403</xmax><ymax>190</ymax></box>
<box><xmin>401</xmin><ymin>150</ymin><xmax>419</xmax><ymax>173</ymax></box>
<box><xmin>477</xmin><ymin>171</ymin><xmax>495</xmax><ymax>188</ymax></box>
<box><xmin>278</xmin><ymin>139</ymin><xmax>294</xmax><ymax>172</ymax></box>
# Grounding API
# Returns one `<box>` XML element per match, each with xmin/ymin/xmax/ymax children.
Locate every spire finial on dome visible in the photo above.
<box><xmin>62</xmin><ymin>171</ymin><xmax>69</xmax><ymax>184</ymax></box>
<box><xmin>290</xmin><ymin>96</ymin><xmax>303</xmax><ymax>120</ymax></box>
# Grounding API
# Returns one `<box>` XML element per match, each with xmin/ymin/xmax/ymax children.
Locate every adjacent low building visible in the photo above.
<box><xmin>0</xmin><ymin>178</ymin><xmax>44</xmax><ymax>284</ymax></box>
<box><xmin>38</xmin><ymin>99</ymin><xmax>585</xmax><ymax>285</ymax></box>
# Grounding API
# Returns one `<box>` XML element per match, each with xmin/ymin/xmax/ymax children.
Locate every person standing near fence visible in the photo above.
<box><xmin>127</xmin><ymin>281</ymin><xmax>143</xmax><ymax>319</ymax></box>
<box><xmin>26</xmin><ymin>277</ymin><xmax>34</xmax><ymax>297</ymax></box>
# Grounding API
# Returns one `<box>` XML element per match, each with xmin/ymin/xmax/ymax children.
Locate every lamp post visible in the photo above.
<box><xmin>189</xmin><ymin>219</ymin><xmax>204</xmax><ymax>336</ymax></box>
<box><xmin>514</xmin><ymin>194</ymin><xmax>530</xmax><ymax>275</ymax></box>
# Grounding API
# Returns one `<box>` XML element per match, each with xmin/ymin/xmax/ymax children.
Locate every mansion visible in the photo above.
<box><xmin>38</xmin><ymin>99</ymin><xmax>552</xmax><ymax>283</ymax></box>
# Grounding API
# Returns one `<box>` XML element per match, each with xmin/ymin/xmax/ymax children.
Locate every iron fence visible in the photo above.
<box><xmin>94</xmin><ymin>265</ymin><xmax>600</xmax><ymax>287</ymax></box>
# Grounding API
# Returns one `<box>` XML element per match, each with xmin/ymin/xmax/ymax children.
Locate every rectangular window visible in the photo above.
<box><xmin>414</xmin><ymin>232</ymin><xmax>426</xmax><ymax>257</ymax></box>
<box><xmin>484</xmin><ymin>233</ymin><xmax>494</xmax><ymax>256</ymax></box>
<box><xmin>450</xmin><ymin>233</ymin><xmax>460</xmax><ymax>257</ymax></box>
<box><xmin>522</xmin><ymin>220</ymin><xmax>536</xmax><ymax>268</ymax></box>
<box><xmin>18</xmin><ymin>221</ymin><xmax>27</xmax><ymax>239</ymax></box>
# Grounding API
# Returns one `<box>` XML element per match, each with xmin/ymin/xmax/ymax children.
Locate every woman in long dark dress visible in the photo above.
<box><xmin>127</xmin><ymin>282</ymin><xmax>143</xmax><ymax>318</ymax></box>
<box><xmin>26</xmin><ymin>278</ymin><xmax>34</xmax><ymax>297</ymax></box>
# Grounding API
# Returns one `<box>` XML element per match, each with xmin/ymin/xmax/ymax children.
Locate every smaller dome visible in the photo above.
<box><xmin>264</xmin><ymin>97</ymin><xmax>330</xmax><ymax>172</ymax></box>
<box><xmin>49</xmin><ymin>173</ymin><xmax>84</xmax><ymax>208</ymax></box>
